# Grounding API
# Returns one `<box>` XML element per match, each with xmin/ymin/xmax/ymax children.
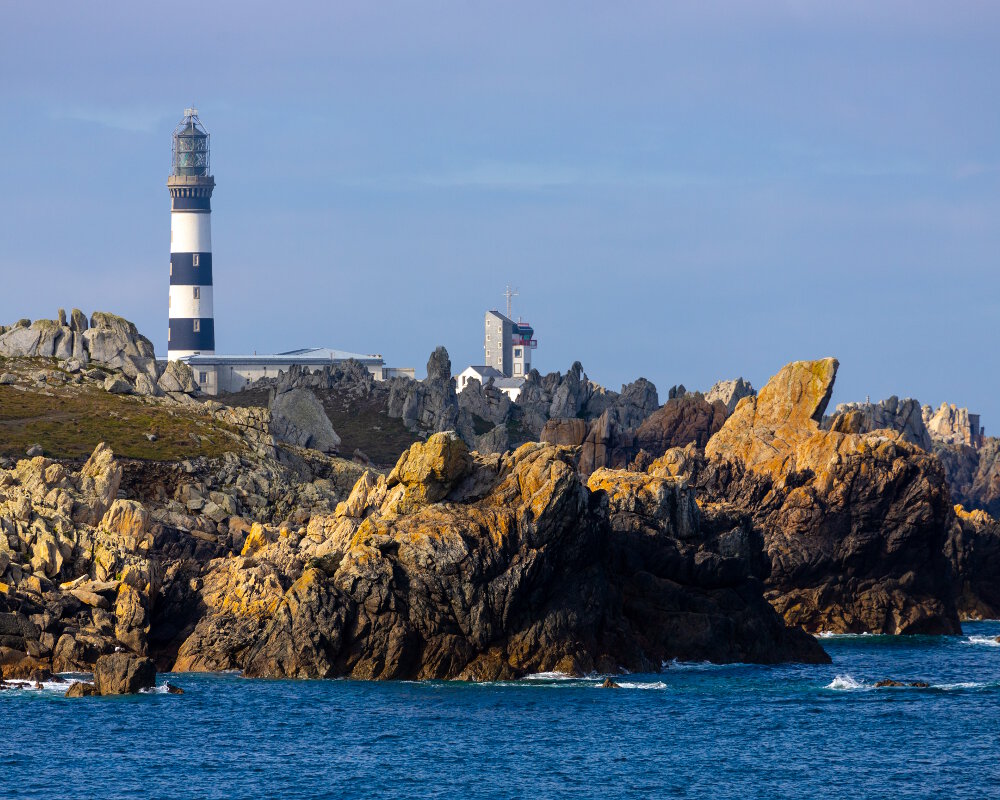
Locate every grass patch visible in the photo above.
<box><xmin>0</xmin><ymin>383</ymin><xmax>241</xmax><ymax>461</ymax></box>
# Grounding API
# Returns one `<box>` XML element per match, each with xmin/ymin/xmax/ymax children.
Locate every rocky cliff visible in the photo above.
<box><xmin>171</xmin><ymin>433</ymin><xmax>826</xmax><ymax>678</ymax></box>
<box><xmin>697</xmin><ymin>358</ymin><xmax>960</xmax><ymax>635</ymax></box>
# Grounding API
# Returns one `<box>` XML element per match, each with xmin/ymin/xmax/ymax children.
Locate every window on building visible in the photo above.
<box><xmin>193</xmin><ymin>286</ymin><xmax>200</xmax><ymax>300</ymax></box>
<box><xmin>193</xmin><ymin>319</ymin><xmax>200</xmax><ymax>332</ymax></box>
<box><xmin>192</xmin><ymin>254</ymin><xmax>200</xmax><ymax>267</ymax></box>
<box><xmin>486</xmin><ymin>350</ymin><xmax>490</xmax><ymax>358</ymax></box>
<box><xmin>514</xmin><ymin>364</ymin><xmax>522</xmax><ymax>375</ymax></box>
<box><xmin>486</xmin><ymin>334</ymin><xmax>490</xmax><ymax>342</ymax></box>
<box><xmin>514</xmin><ymin>348</ymin><xmax>521</xmax><ymax>357</ymax></box>
<box><xmin>199</xmin><ymin>372</ymin><xmax>208</xmax><ymax>384</ymax></box>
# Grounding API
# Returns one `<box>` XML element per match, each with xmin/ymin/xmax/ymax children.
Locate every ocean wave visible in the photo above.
<box><xmin>1</xmin><ymin>677</ymin><xmax>83</xmax><ymax>694</ymax></box>
<box><xmin>816</xmin><ymin>632</ymin><xmax>874</xmax><ymax>639</ymax></box>
<box><xmin>140</xmin><ymin>684</ymin><xmax>173</xmax><ymax>695</ymax></box>
<box><xmin>964</xmin><ymin>635</ymin><xmax>1000</xmax><ymax>647</ymax></box>
<box><xmin>611</xmin><ymin>681</ymin><xmax>668</xmax><ymax>690</ymax></box>
<box><xmin>522</xmin><ymin>671</ymin><xmax>576</xmax><ymax>681</ymax></box>
<box><xmin>825</xmin><ymin>674</ymin><xmax>871</xmax><ymax>691</ymax></box>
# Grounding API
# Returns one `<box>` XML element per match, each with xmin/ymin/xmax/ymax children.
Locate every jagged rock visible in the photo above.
<box><xmin>636</xmin><ymin>394</ymin><xmax>728</xmax><ymax>459</ymax></box>
<box><xmin>0</xmin><ymin>373</ymin><xmax>16</xmax><ymax>385</ymax></box>
<box><xmin>923</xmin><ymin>403</ymin><xmax>982</xmax><ymax>446</ymax></box>
<box><xmin>945</xmin><ymin>506</ymin><xmax>1000</xmax><ymax>620</ymax></box>
<box><xmin>385</xmin><ymin>432</ymin><xmax>472</xmax><ymax>512</ymax></box>
<box><xmin>158</xmin><ymin>360</ymin><xmax>198</xmax><ymax>394</ymax></box>
<box><xmin>70</xmin><ymin>308</ymin><xmax>88</xmax><ymax>333</ymax></box>
<box><xmin>269</xmin><ymin>388</ymin><xmax>341</xmax><ymax>454</ymax></box>
<box><xmin>76</xmin><ymin>443</ymin><xmax>123</xmax><ymax>525</ymax></box>
<box><xmin>540</xmin><ymin>418</ymin><xmax>588</xmax><ymax>447</ymax></box>
<box><xmin>935</xmin><ymin>437</ymin><xmax>1000</xmax><ymax>518</ymax></box>
<box><xmin>457</xmin><ymin>377</ymin><xmax>512</xmax><ymax>429</ymax></box>
<box><xmin>93</xmin><ymin>652</ymin><xmax>155</xmax><ymax>694</ymax></box>
<box><xmin>65</xmin><ymin>681</ymin><xmax>97</xmax><ymax>697</ymax></box>
<box><xmin>826</xmin><ymin>396</ymin><xmax>931</xmax><ymax>451</ymax></box>
<box><xmin>697</xmin><ymin>358</ymin><xmax>960</xmax><ymax>635</ymax></box>
<box><xmin>173</xmin><ymin>438</ymin><xmax>827</xmax><ymax>680</ymax></box>
<box><xmin>133</xmin><ymin>373</ymin><xmax>162</xmax><ymax>398</ymax></box>
<box><xmin>103</xmin><ymin>376</ymin><xmax>133</xmax><ymax>395</ymax></box>
<box><xmin>475</xmin><ymin>424</ymin><xmax>509</xmax><ymax>455</ymax></box>
<box><xmin>386</xmin><ymin>348</ymin><xmax>460</xmax><ymax>436</ymax></box>
<box><xmin>705</xmin><ymin>378</ymin><xmax>756</xmax><ymax>414</ymax></box>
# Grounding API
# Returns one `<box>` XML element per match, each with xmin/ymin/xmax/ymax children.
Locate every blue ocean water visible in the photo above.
<box><xmin>3</xmin><ymin>622</ymin><xmax>1000</xmax><ymax>799</ymax></box>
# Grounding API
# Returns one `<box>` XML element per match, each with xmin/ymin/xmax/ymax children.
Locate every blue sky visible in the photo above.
<box><xmin>2</xmin><ymin>2</ymin><xmax>998</xmax><ymax>423</ymax></box>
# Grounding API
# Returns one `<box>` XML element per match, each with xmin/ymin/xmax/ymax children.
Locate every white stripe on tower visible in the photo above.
<box><xmin>167</xmin><ymin>107</ymin><xmax>216</xmax><ymax>361</ymax></box>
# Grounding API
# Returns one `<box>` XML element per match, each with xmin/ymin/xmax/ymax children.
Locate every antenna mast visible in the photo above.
<box><xmin>505</xmin><ymin>284</ymin><xmax>519</xmax><ymax>319</ymax></box>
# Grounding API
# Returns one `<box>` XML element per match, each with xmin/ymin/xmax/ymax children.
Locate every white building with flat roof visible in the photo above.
<box><xmin>456</xmin><ymin>365</ymin><xmax>526</xmax><ymax>402</ymax></box>
<box><xmin>181</xmin><ymin>347</ymin><xmax>415</xmax><ymax>395</ymax></box>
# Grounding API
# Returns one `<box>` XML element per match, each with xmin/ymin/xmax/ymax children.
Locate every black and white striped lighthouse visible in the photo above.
<box><xmin>167</xmin><ymin>108</ymin><xmax>215</xmax><ymax>360</ymax></box>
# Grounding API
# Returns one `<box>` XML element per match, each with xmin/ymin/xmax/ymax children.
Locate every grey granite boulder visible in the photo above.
<box><xmin>157</xmin><ymin>360</ymin><xmax>198</xmax><ymax>394</ymax></box>
<box><xmin>269</xmin><ymin>387</ymin><xmax>341</xmax><ymax>454</ymax></box>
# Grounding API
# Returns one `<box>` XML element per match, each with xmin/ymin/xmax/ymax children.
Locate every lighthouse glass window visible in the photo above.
<box><xmin>192</xmin><ymin>254</ymin><xmax>200</xmax><ymax>267</ymax></box>
<box><xmin>193</xmin><ymin>287</ymin><xmax>200</xmax><ymax>300</ymax></box>
<box><xmin>193</xmin><ymin>319</ymin><xmax>201</xmax><ymax>333</ymax></box>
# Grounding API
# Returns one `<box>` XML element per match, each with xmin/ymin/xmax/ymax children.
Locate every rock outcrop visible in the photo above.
<box><xmin>704</xmin><ymin>378</ymin><xmax>755</xmax><ymax>414</ymax></box>
<box><xmin>945</xmin><ymin>506</ymin><xmax>1000</xmax><ymax>620</ymax></box>
<box><xmin>269</xmin><ymin>387</ymin><xmax>341</xmax><ymax>454</ymax></box>
<box><xmin>170</xmin><ymin>433</ymin><xmax>827</xmax><ymax>679</ymax></box>
<box><xmin>386</xmin><ymin>347</ymin><xmax>460</xmax><ymax>436</ymax></box>
<box><xmin>934</xmin><ymin>437</ymin><xmax>1000</xmax><ymax>519</ymax></box>
<box><xmin>93</xmin><ymin>651</ymin><xmax>156</xmax><ymax>694</ymax></box>
<box><xmin>698</xmin><ymin>358</ymin><xmax>960</xmax><ymax>635</ymax></box>
<box><xmin>826</xmin><ymin>396</ymin><xmax>932</xmax><ymax>451</ymax></box>
<box><xmin>923</xmin><ymin>403</ymin><xmax>983</xmax><ymax>447</ymax></box>
<box><xmin>635</xmin><ymin>394</ymin><xmax>728</xmax><ymax>459</ymax></box>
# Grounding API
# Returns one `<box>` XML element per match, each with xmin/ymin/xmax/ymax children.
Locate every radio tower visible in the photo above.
<box><xmin>167</xmin><ymin>108</ymin><xmax>216</xmax><ymax>360</ymax></box>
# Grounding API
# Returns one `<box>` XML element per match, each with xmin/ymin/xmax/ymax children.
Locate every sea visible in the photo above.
<box><xmin>3</xmin><ymin>621</ymin><xmax>1000</xmax><ymax>799</ymax></box>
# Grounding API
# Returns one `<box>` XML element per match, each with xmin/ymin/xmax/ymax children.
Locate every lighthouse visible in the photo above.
<box><xmin>167</xmin><ymin>108</ymin><xmax>215</xmax><ymax>360</ymax></box>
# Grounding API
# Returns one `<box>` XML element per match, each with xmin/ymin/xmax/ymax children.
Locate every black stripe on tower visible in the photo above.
<box><xmin>168</xmin><ymin>318</ymin><xmax>215</xmax><ymax>351</ymax></box>
<box><xmin>170</xmin><ymin>253</ymin><xmax>213</xmax><ymax>285</ymax></box>
<box><xmin>171</xmin><ymin>196</ymin><xmax>212</xmax><ymax>211</ymax></box>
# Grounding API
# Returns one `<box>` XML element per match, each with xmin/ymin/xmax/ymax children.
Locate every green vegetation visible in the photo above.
<box><xmin>320</xmin><ymin>392</ymin><xmax>420</xmax><ymax>467</ymax></box>
<box><xmin>0</xmin><ymin>382</ymin><xmax>240</xmax><ymax>461</ymax></box>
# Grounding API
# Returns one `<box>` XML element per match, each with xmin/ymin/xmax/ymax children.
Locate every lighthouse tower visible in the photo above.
<box><xmin>167</xmin><ymin>108</ymin><xmax>215</xmax><ymax>360</ymax></box>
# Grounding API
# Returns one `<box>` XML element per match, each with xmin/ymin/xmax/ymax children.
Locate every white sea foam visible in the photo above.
<box><xmin>825</xmin><ymin>674</ymin><xmax>870</xmax><ymax>691</ymax></box>
<box><xmin>613</xmin><ymin>681</ymin><xmax>669</xmax><ymax>690</ymax></box>
<box><xmin>522</xmin><ymin>671</ymin><xmax>575</xmax><ymax>681</ymax></box>
<box><xmin>816</xmin><ymin>632</ymin><xmax>874</xmax><ymax>639</ymax></box>
<box><xmin>964</xmin><ymin>635</ymin><xmax>1000</xmax><ymax>647</ymax></box>
<box><xmin>140</xmin><ymin>684</ymin><xmax>173</xmax><ymax>695</ymax></box>
<box><xmin>1</xmin><ymin>676</ymin><xmax>83</xmax><ymax>694</ymax></box>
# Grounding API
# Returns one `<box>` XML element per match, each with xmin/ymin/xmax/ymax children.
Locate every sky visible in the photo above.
<box><xmin>1</xmin><ymin>1</ymin><xmax>998</xmax><ymax>423</ymax></box>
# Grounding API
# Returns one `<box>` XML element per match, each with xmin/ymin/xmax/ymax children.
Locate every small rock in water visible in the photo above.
<box><xmin>600</xmin><ymin>678</ymin><xmax>621</xmax><ymax>689</ymax></box>
<box><xmin>908</xmin><ymin>681</ymin><xmax>930</xmax><ymax>688</ymax></box>
<box><xmin>875</xmin><ymin>679</ymin><xmax>905</xmax><ymax>688</ymax></box>
<box><xmin>29</xmin><ymin>668</ymin><xmax>53</xmax><ymax>683</ymax></box>
<box><xmin>165</xmin><ymin>682</ymin><xmax>184</xmax><ymax>695</ymax></box>
<box><xmin>64</xmin><ymin>682</ymin><xmax>97</xmax><ymax>698</ymax></box>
